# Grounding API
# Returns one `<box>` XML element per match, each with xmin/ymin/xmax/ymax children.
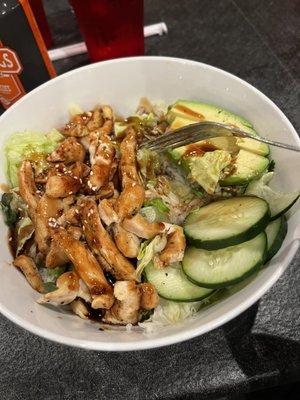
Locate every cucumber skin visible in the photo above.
<box><xmin>265</xmin><ymin>216</ymin><xmax>288</xmax><ymax>262</ymax></box>
<box><xmin>270</xmin><ymin>195</ymin><xmax>300</xmax><ymax>221</ymax></box>
<box><xmin>184</xmin><ymin>199</ymin><xmax>271</xmax><ymax>250</ymax></box>
<box><xmin>183</xmin><ymin>233</ymin><xmax>268</xmax><ymax>289</ymax></box>
<box><xmin>158</xmin><ymin>291</ymin><xmax>214</xmax><ymax>303</ymax></box>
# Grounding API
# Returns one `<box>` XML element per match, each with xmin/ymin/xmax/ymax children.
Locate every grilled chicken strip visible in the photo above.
<box><xmin>35</xmin><ymin>194</ymin><xmax>63</xmax><ymax>254</ymax></box>
<box><xmin>46</xmin><ymin>226</ymin><xmax>82</xmax><ymax>268</ymax></box>
<box><xmin>114</xmin><ymin>184</ymin><xmax>145</xmax><ymax>221</ymax></box>
<box><xmin>37</xmin><ymin>271</ymin><xmax>79</xmax><ymax>306</ymax></box>
<box><xmin>38</xmin><ymin>272</ymin><xmax>92</xmax><ymax>306</ymax></box>
<box><xmin>98</xmin><ymin>198</ymin><xmax>119</xmax><ymax>226</ymax></box>
<box><xmin>140</xmin><ymin>283</ymin><xmax>160</xmax><ymax>310</ymax></box>
<box><xmin>18</xmin><ymin>160</ymin><xmax>39</xmax><ymax>218</ymax></box>
<box><xmin>57</xmin><ymin>205</ymin><xmax>80</xmax><ymax>227</ymax></box>
<box><xmin>122</xmin><ymin>213</ymin><xmax>165</xmax><ymax>239</ymax></box>
<box><xmin>47</xmin><ymin>137</ymin><xmax>86</xmax><ymax>164</ymax></box>
<box><xmin>112</xmin><ymin>223</ymin><xmax>141</xmax><ymax>258</ymax></box>
<box><xmin>51</xmin><ymin>226</ymin><xmax>114</xmax><ymax>309</ymax></box>
<box><xmin>46</xmin><ymin>175</ymin><xmax>81</xmax><ymax>198</ymax></box>
<box><xmin>80</xmin><ymin>198</ymin><xmax>136</xmax><ymax>280</ymax></box>
<box><xmin>71</xmin><ymin>298</ymin><xmax>89</xmax><ymax>319</ymax></box>
<box><xmin>87</xmin><ymin>131</ymin><xmax>116</xmax><ymax>192</ymax></box>
<box><xmin>62</xmin><ymin>107</ymin><xmax>104</xmax><ymax>137</ymax></box>
<box><xmin>13</xmin><ymin>255</ymin><xmax>44</xmax><ymax>293</ymax></box>
<box><xmin>119</xmin><ymin>128</ymin><xmax>142</xmax><ymax>188</ymax></box>
<box><xmin>104</xmin><ymin>281</ymin><xmax>141</xmax><ymax>325</ymax></box>
<box><xmin>154</xmin><ymin>225</ymin><xmax>186</xmax><ymax>268</ymax></box>
<box><xmin>114</xmin><ymin>129</ymin><xmax>145</xmax><ymax>220</ymax></box>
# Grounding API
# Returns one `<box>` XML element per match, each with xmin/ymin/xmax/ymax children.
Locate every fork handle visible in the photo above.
<box><xmin>227</xmin><ymin>126</ymin><xmax>300</xmax><ymax>153</ymax></box>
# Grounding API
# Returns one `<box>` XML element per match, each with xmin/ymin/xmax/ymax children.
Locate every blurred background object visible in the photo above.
<box><xmin>0</xmin><ymin>0</ymin><xmax>55</xmax><ymax>112</ymax></box>
<box><xmin>48</xmin><ymin>22</ymin><xmax>167</xmax><ymax>62</ymax></box>
<box><xmin>28</xmin><ymin>0</ymin><xmax>53</xmax><ymax>48</ymax></box>
<box><xmin>69</xmin><ymin>0</ymin><xmax>144</xmax><ymax>62</ymax></box>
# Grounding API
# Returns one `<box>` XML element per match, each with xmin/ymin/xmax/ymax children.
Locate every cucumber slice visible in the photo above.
<box><xmin>245</xmin><ymin>172</ymin><xmax>300</xmax><ymax>220</ymax></box>
<box><xmin>183</xmin><ymin>232</ymin><xmax>267</xmax><ymax>288</ymax></box>
<box><xmin>221</xmin><ymin>150</ymin><xmax>269</xmax><ymax>186</ymax></box>
<box><xmin>184</xmin><ymin>196</ymin><xmax>270</xmax><ymax>250</ymax></box>
<box><xmin>265</xmin><ymin>216</ymin><xmax>287</xmax><ymax>262</ymax></box>
<box><xmin>144</xmin><ymin>262</ymin><xmax>214</xmax><ymax>302</ymax></box>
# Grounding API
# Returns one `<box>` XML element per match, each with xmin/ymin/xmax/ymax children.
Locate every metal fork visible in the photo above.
<box><xmin>140</xmin><ymin>121</ymin><xmax>300</xmax><ymax>152</ymax></box>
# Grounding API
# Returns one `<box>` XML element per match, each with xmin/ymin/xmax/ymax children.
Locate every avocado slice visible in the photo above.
<box><xmin>221</xmin><ymin>150</ymin><xmax>269</xmax><ymax>186</ymax></box>
<box><xmin>168</xmin><ymin>100</ymin><xmax>256</xmax><ymax>133</ymax></box>
<box><xmin>168</xmin><ymin>100</ymin><xmax>269</xmax><ymax>156</ymax></box>
<box><xmin>167</xmin><ymin>103</ymin><xmax>270</xmax><ymax>189</ymax></box>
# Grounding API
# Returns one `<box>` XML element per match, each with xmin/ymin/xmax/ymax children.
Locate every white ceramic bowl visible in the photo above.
<box><xmin>0</xmin><ymin>57</ymin><xmax>299</xmax><ymax>351</ymax></box>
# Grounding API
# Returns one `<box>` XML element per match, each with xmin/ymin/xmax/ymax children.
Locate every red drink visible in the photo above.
<box><xmin>70</xmin><ymin>0</ymin><xmax>144</xmax><ymax>62</ymax></box>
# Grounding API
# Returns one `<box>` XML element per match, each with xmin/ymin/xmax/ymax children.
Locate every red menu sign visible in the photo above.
<box><xmin>0</xmin><ymin>42</ymin><xmax>25</xmax><ymax>109</ymax></box>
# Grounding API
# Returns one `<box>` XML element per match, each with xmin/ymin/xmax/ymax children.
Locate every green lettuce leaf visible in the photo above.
<box><xmin>188</xmin><ymin>150</ymin><xmax>232</xmax><ymax>194</ymax></box>
<box><xmin>43</xmin><ymin>282</ymin><xmax>57</xmax><ymax>293</ymax></box>
<box><xmin>68</xmin><ymin>103</ymin><xmax>83</xmax><ymax>116</ymax></box>
<box><xmin>16</xmin><ymin>217</ymin><xmax>34</xmax><ymax>255</ymax></box>
<box><xmin>5</xmin><ymin>128</ymin><xmax>64</xmax><ymax>187</ymax></box>
<box><xmin>144</xmin><ymin>198</ymin><xmax>170</xmax><ymax>213</ymax></box>
<box><xmin>245</xmin><ymin>172</ymin><xmax>300</xmax><ymax>218</ymax></box>
<box><xmin>39</xmin><ymin>266</ymin><xmax>66</xmax><ymax>291</ymax></box>
<box><xmin>136</xmin><ymin>235</ymin><xmax>167</xmax><ymax>280</ymax></box>
<box><xmin>0</xmin><ymin>193</ymin><xmax>19</xmax><ymax>227</ymax></box>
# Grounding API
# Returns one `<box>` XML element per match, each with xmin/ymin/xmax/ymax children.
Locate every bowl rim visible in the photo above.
<box><xmin>0</xmin><ymin>56</ymin><xmax>299</xmax><ymax>351</ymax></box>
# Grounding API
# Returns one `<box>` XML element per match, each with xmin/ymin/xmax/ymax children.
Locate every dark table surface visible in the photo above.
<box><xmin>0</xmin><ymin>1</ymin><xmax>299</xmax><ymax>399</ymax></box>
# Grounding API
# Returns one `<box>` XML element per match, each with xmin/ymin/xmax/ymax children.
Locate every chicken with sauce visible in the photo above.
<box><xmin>0</xmin><ymin>101</ymin><xmax>193</xmax><ymax>328</ymax></box>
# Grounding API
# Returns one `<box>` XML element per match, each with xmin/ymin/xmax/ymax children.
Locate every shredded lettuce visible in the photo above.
<box><xmin>136</xmin><ymin>235</ymin><xmax>167</xmax><ymax>280</ymax></box>
<box><xmin>0</xmin><ymin>193</ymin><xmax>19</xmax><ymax>227</ymax></box>
<box><xmin>39</xmin><ymin>266</ymin><xmax>66</xmax><ymax>293</ymax></box>
<box><xmin>5</xmin><ymin>128</ymin><xmax>64</xmax><ymax>187</ymax></box>
<box><xmin>140</xmin><ymin>206</ymin><xmax>169</xmax><ymax>223</ymax></box>
<box><xmin>16</xmin><ymin>217</ymin><xmax>34</xmax><ymax>255</ymax></box>
<box><xmin>43</xmin><ymin>282</ymin><xmax>57</xmax><ymax>293</ymax></box>
<box><xmin>246</xmin><ymin>172</ymin><xmax>300</xmax><ymax>217</ymax></box>
<box><xmin>141</xmin><ymin>198</ymin><xmax>170</xmax><ymax>222</ymax></box>
<box><xmin>188</xmin><ymin>150</ymin><xmax>232</xmax><ymax>194</ymax></box>
<box><xmin>0</xmin><ymin>191</ymin><xmax>34</xmax><ymax>254</ymax></box>
<box><xmin>144</xmin><ymin>198</ymin><xmax>170</xmax><ymax>213</ymax></box>
<box><xmin>139</xmin><ymin>299</ymin><xmax>203</xmax><ymax>333</ymax></box>
<box><xmin>114</xmin><ymin>122</ymin><xmax>127</xmax><ymax>137</ymax></box>
<box><xmin>68</xmin><ymin>103</ymin><xmax>83</xmax><ymax>116</ymax></box>
<box><xmin>137</xmin><ymin>148</ymin><xmax>160</xmax><ymax>180</ymax></box>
